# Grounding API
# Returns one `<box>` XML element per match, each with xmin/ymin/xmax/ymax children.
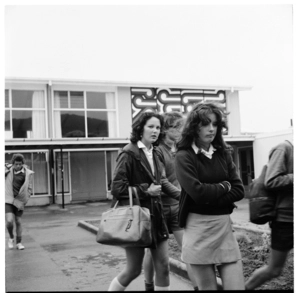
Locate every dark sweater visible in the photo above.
<box><xmin>156</xmin><ymin>142</ymin><xmax>181</xmax><ymax>206</ymax></box>
<box><xmin>13</xmin><ymin>171</ymin><xmax>25</xmax><ymax>197</ymax></box>
<box><xmin>175</xmin><ymin>147</ymin><xmax>244</xmax><ymax>216</ymax></box>
<box><xmin>265</xmin><ymin>140</ymin><xmax>293</xmax><ymax>222</ymax></box>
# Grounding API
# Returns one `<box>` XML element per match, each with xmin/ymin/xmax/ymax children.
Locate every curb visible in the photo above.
<box><xmin>232</xmin><ymin>224</ymin><xmax>270</xmax><ymax>235</ymax></box>
<box><xmin>77</xmin><ymin>220</ymin><xmax>269</xmax><ymax>285</ymax></box>
<box><xmin>77</xmin><ymin>220</ymin><xmax>192</xmax><ymax>281</ymax></box>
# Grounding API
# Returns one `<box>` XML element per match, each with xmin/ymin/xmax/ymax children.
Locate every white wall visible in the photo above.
<box><xmin>253</xmin><ymin>129</ymin><xmax>293</xmax><ymax>177</ymax></box>
<box><xmin>226</xmin><ymin>90</ymin><xmax>242</xmax><ymax>136</ymax></box>
<box><xmin>117</xmin><ymin>87</ymin><xmax>132</xmax><ymax>138</ymax></box>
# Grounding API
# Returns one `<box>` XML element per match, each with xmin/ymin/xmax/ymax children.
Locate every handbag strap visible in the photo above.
<box><xmin>130</xmin><ymin>186</ymin><xmax>141</xmax><ymax>206</ymax></box>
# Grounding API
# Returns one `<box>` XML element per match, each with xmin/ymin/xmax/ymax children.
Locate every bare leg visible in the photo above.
<box><xmin>15</xmin><ymin>216</ymin><xmax>23</xmax><ymax>243</ymax></box>
<box><xmin>217</xmin><ymin>260</ymin><xmax>245</xmax><ymax>290</ymax></box>
<box><xmin>143</xmin><ymin>248</ymin><xmax>155</xmax><ymax>290</ymax></box>
<box><xmin>173</xmin><ymin>230</ymin><xmax>198</xmax><ymax>288</ymax></box>
<box><xmin>115</xmin><ymin>247</ymin><xmax>145</xmax><ymax>288</ymax></box>
<box><xmin>5</xmin><ymin>213</ymin><xmax>15</xmax><ymax>239</ymax></box>
<box><xmin>150</xmin><ymin>240</ymin><xmax>170</xmax><ymax>287</ymax></box>
<box><xmin>190</xmin><ymin>264</ymin><xmax>218</xmax><ymax>290</ymax></box>
<box><xmin>245</xmin><ymin>249</ymin><xmax>290</xmax><ymax>290</ymax></box>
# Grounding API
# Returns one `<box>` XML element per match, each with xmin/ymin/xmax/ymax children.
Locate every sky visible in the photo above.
<box><xmin>4</xmin><ymin>4</ymin><xmax>295</xmax><ymax>133</ymax></box>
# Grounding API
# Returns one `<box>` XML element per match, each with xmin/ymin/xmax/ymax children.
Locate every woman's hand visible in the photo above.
<box><xmin>219</xmin><ymin>181</ymin><xmax>231</xmax><ymax>193</ymax></box>
<box><xmin>147</xmin><ymin>183</ymin><xmax>162</xmax><ymax>197</ymax></box>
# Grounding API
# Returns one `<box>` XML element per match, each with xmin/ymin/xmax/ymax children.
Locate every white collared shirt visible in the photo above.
<box><xmin>137</xmin><ymin>140</ymin><xmax>155</xmax><ymax>175</ymax></box>
<box><xmin>192</xmin><ymin>142</ymin><xmax>216</xmax><ymax>159</ymax></box>
<box><xmin>14</xmin><ymin>167</ymin><xmax>25</xmax><ymax>174</ymax></box>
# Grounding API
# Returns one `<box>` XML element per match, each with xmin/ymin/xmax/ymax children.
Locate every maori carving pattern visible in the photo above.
<box><xmin>131</xmin><ymin>87</ymin><xmax>226</xmax><ymax>123</ymax></box>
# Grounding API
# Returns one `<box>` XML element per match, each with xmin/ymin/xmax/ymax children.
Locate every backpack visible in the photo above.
<box><xmin>248</xmin><ymin>164</ymin><xmax>277</xmax><ymax>224</ymax></box>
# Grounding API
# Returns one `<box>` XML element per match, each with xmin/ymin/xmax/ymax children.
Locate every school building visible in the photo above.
<box><xmin>4</xmin><ymin>77</ymin><xmax>292</xmax><ymax>206</ymax></box>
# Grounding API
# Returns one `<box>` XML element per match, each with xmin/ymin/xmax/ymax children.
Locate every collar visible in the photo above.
<box><xmin>14</xmin><ymin>168</ymin><xmax>25</xmax><ymax>174</ymax></box>
<box><xmin>137</xmin><ymin>140</ymin><xmax>153</xmax><ymax>153</ymax></box>
<box><xmin>192</xmin><ymin>142</ymin><xmax>216</xmax><ymax>159</ymax></box>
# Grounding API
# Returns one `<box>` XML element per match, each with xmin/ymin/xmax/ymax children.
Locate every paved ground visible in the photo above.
<box><xmin>5</xmin><ymin>202</ymin><xmax>193</xmax><ymax>292</ymax></box>
<box><xmin>4</xmin><ymin>198</ymin><xmax>268</xmax><ymax>292</ymax></box>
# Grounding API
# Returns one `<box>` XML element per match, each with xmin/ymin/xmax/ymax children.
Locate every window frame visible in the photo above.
<box><xmin>53</xmin><ymin>148</ymin><xmax>119</xmax><ymax>200</ymax></box>
<box><xmin>5</xmin><ymin>150</ymin><xmax>50</xmax><ymax>197</ymax></box>
<box><xmin>51</xmin><ymin>86</ymin><xmax>119</xmax><ymax>139</ymax></box>
<box><xmin>4</xmin><ymin>86</ymin><xmax>49</xmax><ymax>139</ymax></box>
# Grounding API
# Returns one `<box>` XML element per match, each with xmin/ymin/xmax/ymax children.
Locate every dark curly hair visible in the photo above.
<box><xmin>176</xmin><ymin>102</ymin><xmax>229</xmax><ymax>152</ymax></box>
<box><xmin>130</xmin><ymin>112</ymin><xmax>164</xmax><ymax>146</ymax></box>
<box><xmin>11</xmin><ymin>153</ymin><xmax>25</xmax><ymax>164</ymax></box>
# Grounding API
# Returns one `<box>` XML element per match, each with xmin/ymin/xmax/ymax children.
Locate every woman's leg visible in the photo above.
<box><xmin>150</xmin><ymin>239</ymin><xmax>170</xmax><ymax>289</ymax></box>
<box><xmin>217</xmin><ymin>260</ymin><xmax>245</xmax><ymax>290</ymax></box>
<box><xmin>143</xmin><ymin>248</ymin><xmax>155</xmax><ymax>290</ymax></box>
<box><xmin>173</xmin><ymin>230</ymin><xmax>198</xmax><ymax>289</ymax></box>
<box><xmin>190</xmin><ymin>264</ymin><xmax>218</xmax><ymax>290</ymax></box>
<box><xmin>245</xmin><ymin>249</ymin><xmax>290</xmax><ymax>290</ymax></box>
<box><xmin>108</xmin><ymin>247</ymin><xmax>145</xmax><ymax>291</ymax></box>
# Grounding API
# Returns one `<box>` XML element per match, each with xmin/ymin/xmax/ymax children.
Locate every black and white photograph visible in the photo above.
<box><xmin>3</xmin><ymin>2</ymin><xmax>297</xmax><ymax>292</ymax></box>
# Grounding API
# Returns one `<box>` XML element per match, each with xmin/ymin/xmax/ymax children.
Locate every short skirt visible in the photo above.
<box><xmin>181</xmin><ymin>213</ymin><xmax>241</xmax><ymax>265</ymax></box>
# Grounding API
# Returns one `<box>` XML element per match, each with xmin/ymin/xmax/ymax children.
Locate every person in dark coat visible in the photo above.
<box><xmin>245</xmin><ymin>140</ymin><xmax>293</xmax><ymax>290</ymax></box>
<box><xmin>174</xmin><ymin>102</ymin><xmax>245</xmax><ymax>290</ymax></box>
<box><xmin>108</xmin><ymin>112</ymin><xmax>178</xmax><ymax>291</ymax></box>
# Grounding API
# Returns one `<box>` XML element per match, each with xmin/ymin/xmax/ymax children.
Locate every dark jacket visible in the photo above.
<box><xmin>175</xmin><ymin>147</ymin><xmax>244</xmax><ymax>227</ymax></box>
<box><xmin>265</xmin><ymin>140</ymin><xmax>293</xmax><ymax>222</ymax></box>
<box><xmin>156</xmin><ymin>142</ymin><xmax>181</xmax><ymax>205</ymax></box>
<box><xmin>111</xmin><ymin>142</ymin><xmax>176</xmax><ymax>248</ymax></box>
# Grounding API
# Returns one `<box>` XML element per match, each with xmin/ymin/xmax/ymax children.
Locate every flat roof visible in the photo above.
<box><xmin>5</xmin><ymin>135</ymin><xmax>256</xmax><ymax>147</ymax></box>
<box><xmin>5</xmin><ymin>77</ymin><xmax>252</xmax><ymax>91</ymax></box>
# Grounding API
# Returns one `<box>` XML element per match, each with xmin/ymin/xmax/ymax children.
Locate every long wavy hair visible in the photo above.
<box><xmin>176</xmin><ymin>102</ymin><xmax>229</xmax><ymax>152</ymax></box>
<box><xmin>130</xmin><ymin>111</ymin><xmax>164</xmax><ymax>146</ymax></box>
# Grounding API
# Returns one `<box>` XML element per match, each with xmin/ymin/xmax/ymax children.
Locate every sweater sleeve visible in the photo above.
<box><xmin>265</xmin><ymin>149</ymin><xmax>293</xmax><ymax>191</ymax></box>
<box><xmin>111</xmin><ymin>152</ymin><xmax>149</xmax><ymax>200</ymax></box>
<box><xmin>215</xmin><ymin>153</ymin><xmax>244</xmax><ymax>206</ymax></box>
<box><xmin>175</xmin><ymin>150</ymin><xmax>228</xmax><ymax>205</ymax></box>
<box><xmin>161</xmin><ymin>165</ymin><xmax>181</xmax><ymax>200</ymax></box>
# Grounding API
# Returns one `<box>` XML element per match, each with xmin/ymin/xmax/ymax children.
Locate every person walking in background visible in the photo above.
<box><xmin>174</xmin><ymin>102</ymin><xmax>245</xmax><ymax>290</ymax></box>
<box><xmin>5</xmin><ymin>153</ymin><xmax>34</xmax><ymax>250</ymax></box>
<box><xmin>143</xmin><ymin>111</ymin><xmax>198</xmax><ymax>291</ymax></box>
<box><xmin>245</xmin><ymin>140</ymin><xmax>293</xmax><ymax>290</ymax></box>
<box><xmin>107</xmin><ymin>112</ymin><xmax>179</xmax><ymax>291</ymax></box>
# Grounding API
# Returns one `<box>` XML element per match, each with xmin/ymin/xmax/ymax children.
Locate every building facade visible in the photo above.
<box><xmin>5</xmin><ymin>77</ymin><xmax>256</xmax><ymax>206</ymax></box>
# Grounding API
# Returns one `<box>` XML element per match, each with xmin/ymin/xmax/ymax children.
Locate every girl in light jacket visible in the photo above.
<box><xmin>5</xmin><ymin>153</ymin><xmax>34</xmax><ymax>250</ymax></box>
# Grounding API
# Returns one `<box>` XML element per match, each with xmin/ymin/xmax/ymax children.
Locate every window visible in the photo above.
<box><xmin>5</xmin><ymin>152</ymin><xmax>49</xmax><ymax>196</ymax></box>
<box><xmin>55</xmin><ymin>152</ymin><xmax>70</xmax><ymax>194</ymax></box>
<box><xmin>53</xmin><ymin>90</ymin><xmax>117</xmax><ymax>138</ymax></box>
<box><xmin>5</xmin><ymin>89</ymin><xmax>47</xmax><ymax>139</ymax></box>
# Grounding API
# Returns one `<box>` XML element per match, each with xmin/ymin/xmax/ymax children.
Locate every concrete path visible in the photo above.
<box><xmin>5</xmin><ymin>198</ymin><xmax>269</xmax><ymax>292</ymax></box>
<box><xmin>5</xmin><ymin>202</ymin><xmax>192</xmax><ymax>291</ymax></box>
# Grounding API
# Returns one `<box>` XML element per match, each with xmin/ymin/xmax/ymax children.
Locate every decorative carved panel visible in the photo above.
<box><xmin>131</xmin><ymin>87</ymin><xmax>226</xmax><ymax>123</ymax></box>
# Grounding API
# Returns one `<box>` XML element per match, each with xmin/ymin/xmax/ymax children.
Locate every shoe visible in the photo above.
<box><xmin>16</xmin><ymin>243</ymin><xmax>25</xmax><ymax>250</ymax></box>
<box><xmin>8</xmin><ymin>239</ymin><xmax>14</xmax><ymax>249</ymax></box>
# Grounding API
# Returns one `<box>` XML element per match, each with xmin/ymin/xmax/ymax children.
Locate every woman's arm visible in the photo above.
<box><xmin>111</xmin><ymin>152</ymin><xmax>150</xmax><ymax>200</ymax></box>
<box><xmin>265</xmin><ymin>149</ymin><xmax>293</xmax><ymax>191</ymax></box>
<box><xmin>161</xmin><ymin>166</ymin><xmax>181</xmax><ymax>200</ymax></box>
<box><xmin>215</xmin><ymin>153</ymin><xmax>244</xmax><ymax>206</ymax></box>
<box><xmin>175</xmin><ymin>150</ymin><xmax>229</xmax><ymax>205</ymax></box>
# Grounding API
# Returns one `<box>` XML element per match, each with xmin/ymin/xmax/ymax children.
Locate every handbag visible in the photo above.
<box><xmin>248</xmin><ymin>165</ymin><xmax>277</xmax><ymax>224</ymax></box>
<box><xmin>96</xmin><ymin>186</ymin><xmax>152</xmax><ymax>247</ymax></box>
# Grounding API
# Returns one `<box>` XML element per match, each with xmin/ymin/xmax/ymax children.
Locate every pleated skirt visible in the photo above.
<box><xmin>181</xmin><ymin>213</ymin><xmax>241</xmax><ymax>265</ymax></box>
